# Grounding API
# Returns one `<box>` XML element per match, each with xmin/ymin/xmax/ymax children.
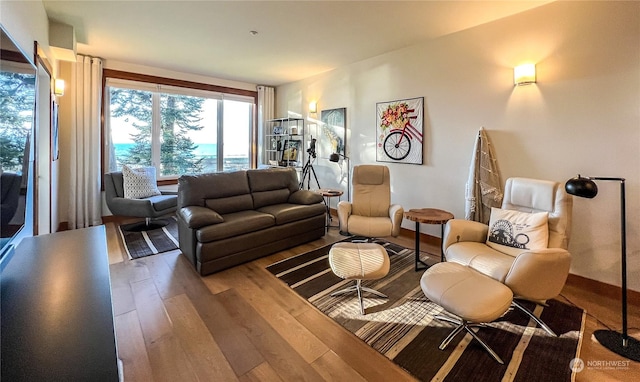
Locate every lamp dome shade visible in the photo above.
<box><xmin>565</xmin><ymin>177</ymin><xmax>598</xmax><ymax>198</ymax></box>
<box><xmin>329</xmin><ymin>153</ymin><xmax>340</xmax><ymax>162</ymax></box>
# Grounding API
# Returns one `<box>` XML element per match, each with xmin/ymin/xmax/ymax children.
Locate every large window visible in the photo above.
<box><xmin>104</xmin><ymin>75</ymin><xmax>255</xmax><ymax>178</ymax></box>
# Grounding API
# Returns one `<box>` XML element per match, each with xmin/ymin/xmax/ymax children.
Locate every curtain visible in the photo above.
<box><xmin>257</xmin><ymin>85</ymin><xmax>275</xmax><ymax>166</ymax></box>
<box><xmin>68</xmin><ymin>55</ymin><xmax>103</xmax><ymax>229</ymax></box>
<box><xmin>465</xmin><ymin>127</ymin><xmax>503</xmax><ymax>224</ymax></box>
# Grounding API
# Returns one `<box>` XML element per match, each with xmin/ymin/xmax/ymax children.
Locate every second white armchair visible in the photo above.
<box><xmin>337</xmin><ymin>165</ymin><xmax>404</xmax><ymax>238</ymax></box>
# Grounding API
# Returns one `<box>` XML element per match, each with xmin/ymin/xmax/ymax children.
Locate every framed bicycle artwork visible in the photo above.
<box><xmin>376</xmin><ymin>97</ymin><xmax>424</xmax><ymax>165</ymax></box>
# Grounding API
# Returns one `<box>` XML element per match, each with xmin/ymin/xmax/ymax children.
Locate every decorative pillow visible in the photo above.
<box><xmin>122</xmin><ymin>165</ymin><xmax>161</xmax><ymax>199</ymax></box>
<box><xmin>486</xmin><ymin>207</ymin><xmax>549</xmax><ymax>256</ymax></box>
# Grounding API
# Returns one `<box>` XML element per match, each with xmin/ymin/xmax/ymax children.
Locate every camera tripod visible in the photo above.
<box><xmin>299</xmin><ymin>155</ymin><xmax>321</xmax><ymax>190</ymax></box>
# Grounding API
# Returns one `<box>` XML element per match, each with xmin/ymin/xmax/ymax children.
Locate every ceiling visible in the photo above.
<box><xmin>43</xmin><ymin>1</ymin><xmax>552</xmax><ymax>86</ymax></box>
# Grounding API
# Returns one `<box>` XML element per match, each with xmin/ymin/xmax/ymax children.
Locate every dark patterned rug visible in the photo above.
<box><xmin>266</xmin><ymin>239</ymin><xmax>586</xmax><ymax>382</ymax></box>
<box><xmin>118</xmin><ymin>217</ymin><xmax>179</xmax><ymax>259</ymax></box>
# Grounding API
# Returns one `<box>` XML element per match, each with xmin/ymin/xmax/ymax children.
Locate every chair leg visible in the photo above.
<box><xmin>330</xmin><ymin>279</ymin><xmax>388</xmax><ymax>315</ymax></box>
<box><xmin>361</xmin><ymin>286</ymin><xmax>387</xmax><ymax>298</ymax></box>
<box><xmin>434</xmin><ymin>314</ymin><xmax>505</xmax><ymax>364</ymax></box>
<box><xmin>356</xmin><ymin>280</ymin><xmax>364</xmax><ymax>315</ymax></box>
<box><xmin>439</xmin><ymin>323</ymin><xmax>465</xmax><ymax>349</ymax></box>
<box><xmin>330</xmin><ymin>285</ymin><xmax>358</xmax><ymax>296</ymax></box>
<box><xmin>512</xmin><ymin>299</ymin><xmax>557</xmax><ymax>337</ymax></box>
<box><xmin>463</xmin><ymin>325</ymin><xmax>505</xmax><ymax>365</ymax></box>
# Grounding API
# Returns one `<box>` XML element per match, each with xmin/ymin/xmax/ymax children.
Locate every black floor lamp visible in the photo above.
<box><xmin>329</xmin><ymin>152</ymin><xmax>350</xmax><ymax>201</ymax></box>
<box><xmin>565</xmin><ymin>175</ymin><xmax>640</xmax><ymax>362</ymax></box>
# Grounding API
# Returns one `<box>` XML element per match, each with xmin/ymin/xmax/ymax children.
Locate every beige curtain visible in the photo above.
<box><xmin>257</xmin><ymin>85</ymin><xmax>275</xmax><ymax>166</ymax></box>
<box><xmin>68</xmin><ymin>55</ymin><xmax>103</xmax><ymax>229</ymax></box>
<box><xmin>465</xmin><ymin>127</ymin><xmax>503</xmax><ymax>224</ymax></box>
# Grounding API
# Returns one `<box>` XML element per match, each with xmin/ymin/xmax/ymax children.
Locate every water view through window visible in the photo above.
<box><xmin>107</xmin><ymin>81</ymin><xmax>252</xmax><ymax>177</ymax></box>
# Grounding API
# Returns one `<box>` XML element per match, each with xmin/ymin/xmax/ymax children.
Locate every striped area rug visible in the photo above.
<box><xmin>118</xmin><ymin>217</ymin><xmax>179</xmax><ymax>259</ymax></box>
<box><xmin>266</xmin><ymin>240</ymin><xmax>585</xmax><ymax>382</ymax></box>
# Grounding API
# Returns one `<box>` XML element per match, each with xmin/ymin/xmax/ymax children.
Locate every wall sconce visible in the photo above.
<box><xmin>514</xmin><ymin>64</ymin><xmax>536</xmax><ymax>86</ymax></box>
<box><xmin>309</xmin><ymin>101</ymin><xmax>317</xmax><ymax>114</ymax></box>
<box><xmin>54</xmin><ymin>79</ymin><xmax>65</xmax><ymax>96</ymax></box>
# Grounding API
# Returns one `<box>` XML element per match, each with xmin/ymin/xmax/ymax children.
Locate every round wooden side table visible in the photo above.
<box><xmin>316</xmin><ymin>188</ymin><xmax>344</xmax><ymax>232</ymax></box>
<box><xmin>404</xmin><ymin>208</ymin><xmax>454</xmax><ymax>271</ymax></box>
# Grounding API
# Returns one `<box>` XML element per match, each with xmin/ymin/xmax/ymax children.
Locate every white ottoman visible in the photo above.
<box><xmin>421</xmin><ymin>261</ymin><xmax>513</xmax><ymax>364</ymax></box>
<box><xmin>329</xmin><ymin>242</ymin><xmax>390</xmax><ymax>315</ymax></box>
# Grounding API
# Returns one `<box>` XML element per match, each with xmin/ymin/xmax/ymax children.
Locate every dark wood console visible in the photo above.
<box><xmin>1</xmin><ymin>226</ymin><xmax>120</xmax><ymax>381</ymax></box>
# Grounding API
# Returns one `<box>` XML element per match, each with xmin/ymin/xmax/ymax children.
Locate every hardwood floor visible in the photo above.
<box><xmin>106</xmin><ymin>222</ymin><xmax>640</xmax><ymax>381</ymax></box>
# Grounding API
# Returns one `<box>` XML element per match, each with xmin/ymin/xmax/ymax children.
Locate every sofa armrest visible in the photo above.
<box><xmin>289</xmin><ymin>190</ymin><xmax>323</xmax><ymax>205</ymax></box>
<box><xmin>505</xmin><ymin>248</ymin><xmax>572</xmax><ymax>301</ymax></box>
<box><xmin>390</xmin><ymin>204</ymin><xmax>404</xmax><ymax>237</ymax></box>
<box><xmin>442</xmin><ymin>219</ymin><xmax>488</xmax><ymax>253</ymax></box>
<box><xmin>337</xmin><ymin>201</ymin><xmax>352</xmax><ymax>233</ymax></box>
<box><xmin>177</xmin><ymin>206</ymin><xmax>224</xmax><ymax>229</ymax></box>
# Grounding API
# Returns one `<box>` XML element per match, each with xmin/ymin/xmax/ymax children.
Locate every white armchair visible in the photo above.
<box><xmin>337</xmin><ymin>165</ymin><xmax>404</xmax><ymax>238</ymax></box>
<box><xmin>443</xmin><ymin>177</ymin><xmax>573</xmax><ymax>336</ymax></box>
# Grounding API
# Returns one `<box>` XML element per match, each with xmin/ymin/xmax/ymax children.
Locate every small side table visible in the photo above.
<box><xmin>404</xmin><ymin>208</ymin><xmax>454</xmax><ymax>271</ymax></box>
<box><xmin>316</xmin><ymin>188</ymin><xmax>344</xmax><ymax>232</ymax></box>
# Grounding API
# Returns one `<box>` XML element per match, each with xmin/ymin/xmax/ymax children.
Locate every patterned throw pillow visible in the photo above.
<box><xmin>486</xmin><ymin>207</ymin><xmax>549</xmax><ymax>256</ymax></box>
<box><xmin>122</xmin><ymin>165</ymin><xmax>161</xmax><ymax>199</ymax></box>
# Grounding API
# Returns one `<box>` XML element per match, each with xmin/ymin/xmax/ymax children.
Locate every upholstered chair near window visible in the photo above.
<box><xmin>442</xmin><ymin>177</ymin><xmax>573</xmax><ymax>336</ymax></box>
<box><xmin>104</xmin><ymin>166</ymin><xmax>177</xmax><ymax>231</ymax></box>
<box><xmin>337</xmin><ymin>164</ymin><xmax>404</xmax><ymax>239</ymax></box>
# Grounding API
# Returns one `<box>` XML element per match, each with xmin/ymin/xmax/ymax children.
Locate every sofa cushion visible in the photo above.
<box><xmin>247</xmin><ymin>167</ymin><xmax>299</xmax><ymax>208</ymax></box>
<box><xmin>446</xmin><ymin>241</ymin><xmax>514</xmax><ymax>283</ymax></box>
<box><xmin>247</xmin><ymin>167</ymin><xmax>298</xmax><ymax>193</ymax></box>
<box><xmin>178</xmin><ymin>171</ymin><xmax>251</xmax><ymax>210</ymax></box>
<box><xmin>252</xmin><ymin>189</ymin><xmax>291</xmax><ymax>209</ymax></box>
<box><xmin>486</xmin><ymin>208</ymin><xmax>549</xmax><ymax>257</ymax></box>
<box><xmin>196</xmin><ymin>210</ymin><xmax>274</xmax><ymax>242</ymax></box>
<box><xmin>289</xmin><ymin>190</ymin><xmax>323</xmax><ymax>205</ymax></box>
<box><xmin>258</xmin><ymin>203</ymin><xmax>326</xmax><ymax>225</ymax></box>
<box><xmin>205</xmin><ymin>194</ymin><xmax>254</xmax><ymax>215</ymax></box>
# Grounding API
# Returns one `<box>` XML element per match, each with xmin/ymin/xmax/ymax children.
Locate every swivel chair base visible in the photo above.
<box><xmin>331</xmin><ymin>279</ymin><xmax>387</xmax><ymax>315</ymax></box>
<box><xmin>121</xmin><ymin>217</ymin><xmax>169</xmax><ymax>232</ymax></box>
<box><xmin>512</xmin><ymin>299</ymin><xmax>557</xmax><ymax>337</ymax></box>
<box><xmin>435</xmin><ymin>314</ymin><xmax>504</xmax><ymax>365</ymax></box>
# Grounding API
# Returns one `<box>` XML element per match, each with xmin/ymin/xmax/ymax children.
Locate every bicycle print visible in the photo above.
<box><xmin>376</xmin><ymin>97</ymin><xmax>423</xmax><ymax>164</ymax></box>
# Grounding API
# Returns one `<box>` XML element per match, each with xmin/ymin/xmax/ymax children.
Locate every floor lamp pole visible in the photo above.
<box><xmin>567</xmin><ymin>176</ymin><xmax>640</xmax><ymax>361</ymax></box>
<box><xmin>619</xmin><ymin>179</ymin><xmax>628</xmax><ymax>347</ymax></box>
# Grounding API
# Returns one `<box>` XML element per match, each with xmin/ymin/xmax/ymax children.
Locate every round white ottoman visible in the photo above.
<box><xmin>421</xmin><ymin>261</ymin><xmax>513</xmax><ymax>364</ymax></box>
<box><xmin>329</xmin><ymin>242</ymin><xmax>390</xmax><ymax>314</ymax></box>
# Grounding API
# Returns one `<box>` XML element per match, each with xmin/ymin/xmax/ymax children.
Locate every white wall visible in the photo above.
<box><xmin>276</xmin><ymin>1</ymin><xmax>640</xmax><ymax>292</ymax></box>
<box><xmin>0</xmin><ymin>1</ymin><xmax>49</xmax><ymax>61</ymax></box>
<box><xmin>1</xmin><ymin>0</ymin><xmax>58</xmax><ymax>233</ymax></box>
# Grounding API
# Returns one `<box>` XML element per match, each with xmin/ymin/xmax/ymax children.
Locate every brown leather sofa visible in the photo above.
<box><xmin>177</xmin><ymin>167</ymin><xmax>326</xmax><ymax>275</ymax></box>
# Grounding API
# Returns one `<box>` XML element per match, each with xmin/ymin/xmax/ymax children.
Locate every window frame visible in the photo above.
<box><xmin>101</xmin><ymin>69</ymin><xmax>258</xmax><ymax>184</ymax></box>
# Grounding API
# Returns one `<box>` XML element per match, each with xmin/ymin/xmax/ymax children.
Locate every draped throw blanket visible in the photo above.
<box><xmin>68</xmin><ymin>55</ymin><xmax>103</xmax><ymax>229</ymax></box>
<box><xmin>465</xmin><ymin>127</ymin><xmax>503</xmax><ymax>224</ymax></box>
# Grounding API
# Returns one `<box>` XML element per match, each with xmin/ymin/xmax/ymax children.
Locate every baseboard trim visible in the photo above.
<box><xmin>565</xmin><ymin>273</ymin><xmax>640</xmax><ymax>307</ymax></box>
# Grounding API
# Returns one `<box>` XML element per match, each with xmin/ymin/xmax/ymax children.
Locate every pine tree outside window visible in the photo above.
<box><xmin>104</xmin><ymin>77</ymin><xmax>253</xmax><ymax>178</ymax></box>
